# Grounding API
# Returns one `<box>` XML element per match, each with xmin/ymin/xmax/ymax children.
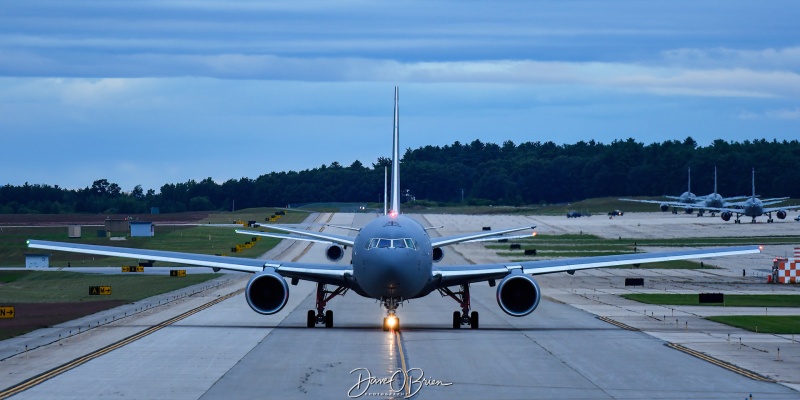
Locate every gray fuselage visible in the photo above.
<box><xmin>351</xmin><ymin>214</ymin><xmax>434</xmax><ymax>301</ymax></box>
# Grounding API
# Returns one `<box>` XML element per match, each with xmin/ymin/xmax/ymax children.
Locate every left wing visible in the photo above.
<box><xmin>431</xmin><ymin>226</ymin><xmax>536</xmax><ymax>247</ymax></box>
<box><xmin>26</xmin><ymin>239</ymin><xmax>352</xmax><ymax>286</ymax></box>
<box><xmin>434</xmin><ymin>245</ymin><xmax>761</xmax><ymax>287</ymax></box>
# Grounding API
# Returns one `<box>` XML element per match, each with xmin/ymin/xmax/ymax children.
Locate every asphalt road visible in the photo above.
<box><xmin>2</xmin><ymin>212</ymin><xmax>798</xmax><ymax>399</ymax></box>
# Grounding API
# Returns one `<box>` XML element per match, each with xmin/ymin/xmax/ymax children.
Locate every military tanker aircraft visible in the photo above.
<box><xmin>28</xmin><ymin>87</ymin><xmax>761</xmax><ymax>331</ymax></box>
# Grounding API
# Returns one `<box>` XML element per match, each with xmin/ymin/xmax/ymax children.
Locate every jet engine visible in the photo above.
<box><xmin>245</xmin><ymin>270</ymin><xmax>289</xmax><ymax>315</ymax></box>
<box><xmin>684</xmin><ymin>207</ymin><xmax>694</xmax><ymax>214</ymax></box>
<box><xmin>721</xmin><ymin>211</ymin><xmax>732</xmax><ymax>221</ymax></box>
<box><xmin>660</xmin><ymin>204</ymin><xmax>669</xmax><ymax>212</ymax></box>
<box><xmin>777</xmin><ymin>210</ymin><xmax>787</xmax><ymax>219</ymax></box>
<box><xmin>496</xmin><ymin>274</ymin><xmax>541</xmax><ymax>317</ymax></box>
<box><xmin>326</xmin><ymin>244</ymin><xmax>344</xmax><ymax>262</ymax></box>
<box><xmin>432</xmin><ymin>247</ymin><xmax>444</xmax><ymax>263</ymax></box>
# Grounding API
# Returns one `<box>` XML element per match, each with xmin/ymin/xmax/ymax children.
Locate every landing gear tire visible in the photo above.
<box><xmin>306</xmin><ymin>310</ymin><xmax>315</xmax><ymax>328</ymax></box>
<box><xmin>470</xmin><ymin>311</ymin><xmax>479</xmax><ymax>329</ymax></box>
<box><xmin>325</xmin><ymin>310</ymin><xmax>334</xmax><ymax>328</ymax></box>
<box><xmin>452</xmin><ymin>311</ymin><xmax>461</xmax><ymax>329</ymax></box>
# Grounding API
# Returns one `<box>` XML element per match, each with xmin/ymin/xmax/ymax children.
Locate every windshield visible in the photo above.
<box><xmin>366</xmin><ymin>238</ymin><xmax>417</xmax><ymax>250</ymax></box>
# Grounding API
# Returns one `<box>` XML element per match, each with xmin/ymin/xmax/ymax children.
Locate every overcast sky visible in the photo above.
<box><xmin>2</xmin><ymin>1</ymin><xmax>799</xmax><ymax>191</ymax></box>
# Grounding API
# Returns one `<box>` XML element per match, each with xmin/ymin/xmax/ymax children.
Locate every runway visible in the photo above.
<box><xmin>1</xmin><ymin>212</ymin><xmax>799</xmax><ymax>399</ymax></box>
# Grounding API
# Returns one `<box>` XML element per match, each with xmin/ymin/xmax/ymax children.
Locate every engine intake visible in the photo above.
<box><xmin>721</xmin><ymin>211</ymin><xmax>732</xmax><ymax>221</ymax></box>
<box><xmin>326</xmin><ymin>245</ymin><xmax>344</xmax><ymax>262</ymax></box>
<box><xmin>432</xmin><ymin>247</ymin><xmax>444</xmax><ymax>263</ymax></box>
<box><xmin>660</xmin><ymin>204</ymin><xmax>669</xmax><ymax>212</ymax></box>
<box><xmin>245</xmin><ymin>270</ymin><xmax>289</xmax><ymax>315</ymax></box>
<box><xmin>496</xmin><ymin>274</ymin><xmax>541</xmax><ymax>317</ymax></box>
<box><xmin>777</xmin><ymin>210</ymin><xmax>787</xmax><ymax>219</ymax></box>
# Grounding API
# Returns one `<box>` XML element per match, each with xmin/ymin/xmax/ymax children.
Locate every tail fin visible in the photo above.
<box><xmin>751</xmin><ymin>168</ymin><xmax>756</xmax><ymax>199</ymax></box>
<box><xmin>384</xmin><ymin>166</ymin><xmax>388</xmax><ymax>215</ymax></box>
<box><xmin>390</xmin><ymin>86</ymin><xmax>401</xmax><ymax>216</ymax></box>
<box><xmin>713</xmin><ymin>166</ymin><xmax>718</xmax><ymax>195</ymax></box>
<box><xmin>688</xmin><ymin>166</ymin><xmax>692</xmax><ymax>193</ymax></box>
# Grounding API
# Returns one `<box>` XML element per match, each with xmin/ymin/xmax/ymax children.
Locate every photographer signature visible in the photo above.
<box><xmin>348</xmin><ymin>367</ymin><xmax>453</xmax><ymax>398</ymax></box>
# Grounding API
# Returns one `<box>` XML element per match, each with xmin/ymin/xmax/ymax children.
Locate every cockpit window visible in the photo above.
<box><xmin>366</xmin><ymin>238</ymin><xmax>417</xmax><ymax>250</ymax></box>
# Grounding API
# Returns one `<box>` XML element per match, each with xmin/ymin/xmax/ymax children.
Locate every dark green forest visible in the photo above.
<box><xmin>2</xmin><ymin>137</ymin><xmax>799</xmax><ymax>214</ymax></box>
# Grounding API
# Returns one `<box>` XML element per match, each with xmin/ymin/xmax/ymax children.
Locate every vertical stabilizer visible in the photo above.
<box><xmin>752</xmin><ymin>168</ymin><xmax>756</xmax><ymax>198</ymax></box>
<box><xmin>384</xmin><ymin>166</ymin><xmax>388</xmax><ymax>215</ymax></box>
<box><xmin>390</xmin><ymin>86</ymin><xmax>401</xmax><ymax>215</ymax></box>
<box><xmin>713</xmin><ymin>166</ymin><xmax>718</xmax><ymax>195</ymax></box>
<box><xmin>688</xmin><ymin>166</ymin><xmax>692</xmax><ymax>193</ymax></box>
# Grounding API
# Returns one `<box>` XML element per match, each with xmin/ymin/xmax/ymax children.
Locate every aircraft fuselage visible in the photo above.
<box><xmin>351</xmin><ymin>214</ymin><xmax>434</xmax><ymax>301</ymax></box>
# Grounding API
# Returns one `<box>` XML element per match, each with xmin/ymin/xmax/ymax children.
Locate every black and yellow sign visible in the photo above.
<box><xmin>170</xmin><ymin>270</ymin><xmax>186</xmax><ymax>277</ymax></box>
<box><xmin>0</xmin><ymin>306</ymin><xmax>14</xmax><ymax>319</ymax></box>
<box><xmin>89</xmin><ymin>286</ymin><xmax>112</xmax><ymax>295</ymax></box>
<box><xmin>121</xmin><ymin>266</ymin><xmax>144</xmax><ymax>273</ymax></box>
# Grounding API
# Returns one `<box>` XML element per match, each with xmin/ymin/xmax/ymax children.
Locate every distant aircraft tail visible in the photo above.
<box><xmin>713</xmin><ymin>166</ymin><xmax>718</xmax><ymax>195</ymax></box>
<box><xmin>390</xmin><ymin>86</ymin><xmax>401</xmax><ymax>216</ymax></box>
<box><xmin>751</xmin><ymin>168</ymin><xmax>756</xmax><ymax>199</ymax></box>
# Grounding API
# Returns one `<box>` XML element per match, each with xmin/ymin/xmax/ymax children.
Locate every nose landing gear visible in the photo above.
<box><xmin>382</xmin><ymin>297</ymin><xmax>401</xmax><ymax>331</ymax></box>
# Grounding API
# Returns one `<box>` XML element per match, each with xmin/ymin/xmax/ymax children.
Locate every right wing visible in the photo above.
<box><xmin>245</xmin><ymin>224</ymin><xmax>355</xmax><ymax>246</ymax></box>
<box><xmin>619</xmin><ymin>198</ymin><xmax>684</xmax><ymax>206</ymax></box>
<box><xmin>27</xmin><ymin>240</ymin><xmax>353</xmax><ymax>286</ymax></box>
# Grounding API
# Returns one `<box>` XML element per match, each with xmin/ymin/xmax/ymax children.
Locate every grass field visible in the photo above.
<box><xmin>0</xmin><ymin>270</ymin><xmax>220</xmax><ymax>303</ymax></box>
<box><xmin>488</xmin><ymin>232</ymin><xmax>800</xmax><ymax>268</ymax></box>
<box><xmin>0</xmin><ymin>270</ymin><xmax>222</xmax><ymax>340</ymax></box>
<box><xmin>0</xmin><ymin>208</ymin><xmax>310</xmax><ymax>267</ymax></box>
<box><xmin>622</xmin><ymin>293</ymin><xmax>800</xmax><ymax>307</ymax></box>
<box><xmin>706</xmin><ymin>315</ymin><xmax>800</xmax><ymax>334</ymax></box>
<box><xmin>490</xmin><ymin>232</ymin><xmax>800</xmax><ymax>268</ymax></box>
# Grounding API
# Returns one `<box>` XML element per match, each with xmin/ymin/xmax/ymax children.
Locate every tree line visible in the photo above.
<box><xmin>2</xmin><ymin>137</ymin><xmax>799</xmax><ymax>214</ymax></box>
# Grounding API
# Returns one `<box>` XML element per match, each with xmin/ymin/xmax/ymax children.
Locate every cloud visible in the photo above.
<box><xmin>662</xmin><ymin>47</ymin><xmax>800</xmax><ymax>70</ymax></box>
<box><xmin>765</xmin><ymin>108</ymin><xmax>800</xmax><ymax>120</ymax></box>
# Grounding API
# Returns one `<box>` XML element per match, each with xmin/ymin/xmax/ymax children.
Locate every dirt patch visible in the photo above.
<box><xmin>0</xmin><ymin>300</ymin><xmax>128</xmax><ymax>340</ymax></box>
<box><xmin>0</xmin><ymin>212</ymin><xmax>209</xmax><ymax>227</ymax></box>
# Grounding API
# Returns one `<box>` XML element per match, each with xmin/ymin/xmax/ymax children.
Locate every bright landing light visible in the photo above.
<box><xmin>386</xmin><ymin>315</ymin><xmax>398</xmax><ymax>328</ymax></box>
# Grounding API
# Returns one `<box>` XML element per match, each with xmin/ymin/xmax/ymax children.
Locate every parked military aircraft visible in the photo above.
<box><xmin>621</xmin><ymin>166</ymin><xmax>782</xmax><ymax>217</ymax></box>
<box><xmin>715</xmin><ymin>169</ymin><xmax>800</xmax><ymax>223</ymax></box>
<box><xmin>620</xmin><ymin>167</ymin><xmax>699</xmax><ymax>214</ymax></box>
<box><xmin>28</xmin><ymin>87</ymin><xmax>761</xmax><ymax>331</ymax></box>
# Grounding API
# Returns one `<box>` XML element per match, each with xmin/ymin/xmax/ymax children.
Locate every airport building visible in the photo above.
<box><xmin>24</xmin><ymin>253</ymin><xmax>50</xmax><ymax>268</ymax></box>
<box><xmin>130</xmin><ymin>221</ymin><xmax>155</xmax><ymax>237</ymax></box>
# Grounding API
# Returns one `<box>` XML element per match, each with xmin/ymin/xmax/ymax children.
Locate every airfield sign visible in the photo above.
<box><xmin>0</xmin><ymin>306</ymin><xmax>15</xmax><ymax>319</ymax></box>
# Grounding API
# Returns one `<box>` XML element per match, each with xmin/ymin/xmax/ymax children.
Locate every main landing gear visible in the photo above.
<box><xmin>382</xmin><ymin>297</ymin><xmax>400</xmax><ymax>331</ymax></box>
<box><xmin>439</xmin><ymin>284</ymin><xmax>479</xmax><ymax>329</ymax></box>
<box><xmin>307</xmin><ymin>283</ymin><xmax>347</xmax><ymax>328</ymax></box>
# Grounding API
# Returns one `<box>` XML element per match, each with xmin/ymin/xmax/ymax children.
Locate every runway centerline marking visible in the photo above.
<box><xmin>0</xmin><ymin>289</ymin><xmax>244</xmax><ymax>400</ymax></box>
<box><xmin>394</xmin><ymin>329</ymin><xmax>411</xmax><ymax>398</ymax></box>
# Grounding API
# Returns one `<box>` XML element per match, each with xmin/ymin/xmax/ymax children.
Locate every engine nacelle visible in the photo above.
<box><xmin>721</xmin><ymin>211</ymin><xmax>732</xmax><ymax>221</ymax></box>
<box><xmin>245</xmin><ymin>270</ymin><xmax>289</xmax><ymax>315</ymax></box>
<box><xmin>496</xmin><ymin>274</ymin><xmax>541</xmax><ymax>317</ymax></box>
<box><xmin>777</xmin><ymin>210</ymin><xmax>787</xmax><ymax>219</ymax></box>
<box><xmin>326</xmin><ymin>244</ymin><xmax>344</xmax><ymax>262</ymax></box>
<box><xmin>432</xmin><ymin>247</ymin><xmax>444</xmax><ymax>263</ymax></box>
<box><xmin>660</xmin><ymin>204</ymin><xmax>669</xmax><ymax>212</ymax></box>
<box><xmin>684</xmin><ymin>207</ymin><xmax>694</xmax><ymax>214</ymax></box>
